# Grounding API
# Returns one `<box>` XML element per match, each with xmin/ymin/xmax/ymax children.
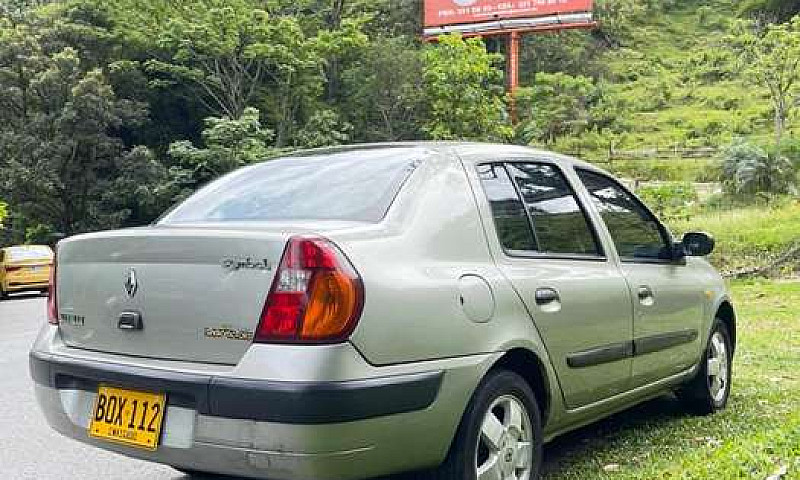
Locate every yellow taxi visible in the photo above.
<box><xmin>0</xmin><ymin>245</ymin><xmax>54</xmax><ymax>299</ymax></box>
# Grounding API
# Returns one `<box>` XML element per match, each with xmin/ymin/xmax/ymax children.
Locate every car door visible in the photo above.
<box><xmin>475</xmin><ymin>161</ymin><xmax>634</xmax><ymax>409</ymax></box>
<box><xmin>575</xmin><ymin>169</ymin><xmax>704</xmax><ymax>387</ymax></box>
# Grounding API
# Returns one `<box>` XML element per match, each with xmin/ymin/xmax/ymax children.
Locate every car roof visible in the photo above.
<box><xmin>274</xmin><ymin>141</ymin><xmax>610</xmax><ymax>176</ymax></box>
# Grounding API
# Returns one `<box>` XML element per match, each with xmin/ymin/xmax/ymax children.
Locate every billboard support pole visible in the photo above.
<box><xmin>507</xmin><ymin>30</ymin><xmax>521</xmax><ymax>124</ymax></box>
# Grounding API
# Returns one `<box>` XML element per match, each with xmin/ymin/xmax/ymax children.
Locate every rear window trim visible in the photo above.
<box><xmin>477</xmin><ymin>160</ymin><xmax>607</xmax><ymax>262</ymax></box>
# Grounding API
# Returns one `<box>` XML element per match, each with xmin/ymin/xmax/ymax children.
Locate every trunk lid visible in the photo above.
<box><xmin>56</xmin><ymin>226</ymin><xmax>290</xmax><ymax>364</ymax></box>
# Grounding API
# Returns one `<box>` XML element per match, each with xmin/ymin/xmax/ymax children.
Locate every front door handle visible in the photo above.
<box><xmin>535</xmin><ymin>288</ymin><xmax>560</xmax><ymax>305</ymax></box>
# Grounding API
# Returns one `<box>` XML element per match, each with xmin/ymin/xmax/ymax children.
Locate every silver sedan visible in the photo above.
<box><xmin>31</xmin><ymin>143</ymin><xmax>735</xmax><ymax>480</ymax></box>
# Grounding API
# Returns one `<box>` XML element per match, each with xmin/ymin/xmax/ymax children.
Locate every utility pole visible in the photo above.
<box><xmin>507</xmin><ymin>30</ymin><xmax>521</xmax><ymax>123</ymax></box>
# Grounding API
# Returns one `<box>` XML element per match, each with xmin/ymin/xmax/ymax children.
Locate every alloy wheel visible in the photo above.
<box><xmin>707</xmin><ymin>331</ymin><xmax>729</xmax><ymax>403</ymax></box>
<box><xmin>475</xmin><ymin>394</ymin><xmax>533</xmax><ymax>480</ymax></box>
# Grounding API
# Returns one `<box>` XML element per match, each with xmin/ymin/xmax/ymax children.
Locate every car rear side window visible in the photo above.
<box><xmin>159</xmin><ymin>148</ymin><xmax>425</xmax><ymax>224</ymax></box>
<box><xmin>576</xmin><ymin>169</ymin><xmax>672</xmax><ymax>261</ymax></box>
<box><xmin>477</xmin><ymin>164</ymin><xmax>538</xmax><ymax>252</ymax></box>
<box><xmin>506</xmin><ymin>163</ymin><xmax>602</xmax><ymax>256</ymax></box>
<box><xmin>478</xmin><ymin>162</ymin><xmax>602</xmax><ymax>257</ymax></box>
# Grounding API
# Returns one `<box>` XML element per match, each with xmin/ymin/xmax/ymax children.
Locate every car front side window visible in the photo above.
<box><xmin>576</xmin><ymin>169</ymin><xmax>672</xmax><ymax>262</ymax></box>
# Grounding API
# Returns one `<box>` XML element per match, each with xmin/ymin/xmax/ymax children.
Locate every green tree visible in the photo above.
<box><xmin>422</xmin><ymin>34</ymin><xmax>510</xmax><ymax>141</ymax></box>
<box><xmin>0</xmin><ymin>201</ymin><xmax>7</xmax><ymax>229</ymax></box>
<box><xmin>168</xmin><ymin>107</ymin><xmax>275</xmax><ymax>197</ymax></box>
<box><xmin>739</xmin><ymin>0</ymin><xmax>800</xmax><ymax>23</ymax></box>
<box><xmin>593</xmin><ymin>0</ymin><xmax>647</xmax><ymax>46</ymax></box>
<box><xmin>0</xmin><ymin>0</ymin><xmax>56</xmax><ymax>22</ymax></box>
<box><xmin>139</xmin><ymin>0</ymin><xmax>331</xmax><ymax>147</ymax></box>
<box><xmin>0</xmin><ymin>38</ymin><xmax>162</xmax><ymax>236</ymax></box>
<box><xmin>294</xmin><ymin>109</ymin><xmax>352</xmax><ymax>148</ymax></box>
<box><xmin>145</xmin><ymin>1</ymin><xmax>280</xmax><ymax>119</ymax></box>
<box><xmin>733</xmin><ymin>16</ymin><xmax>800</xmax><ymax>157</ymax></box>
<box><xmin>341</xmin><ymin>36</ymin><xmax>423</xmax><ymax>141</ymax></box>
<box><xmin>515</xmin><ymin>72</ymin><xmax>597</xmax><ymax>145</ymax></box>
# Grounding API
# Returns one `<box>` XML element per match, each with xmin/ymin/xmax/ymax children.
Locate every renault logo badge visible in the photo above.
<box><xmin>124</xmin><ymin>267</ymin><xmax>139</xmax><ymax>298</ymax></box>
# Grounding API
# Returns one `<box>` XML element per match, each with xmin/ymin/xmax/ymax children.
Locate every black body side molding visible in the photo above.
<box><xmin>567</xmin><ymin>329</ymin><xmax>699</xmax><ymax>369</ymax></box>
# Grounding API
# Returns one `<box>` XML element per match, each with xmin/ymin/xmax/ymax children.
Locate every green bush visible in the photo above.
<box><xmin>637</xmin><ymin>182</ymin><xmax>698</xmax><ymax>221</ymax></box>
<box><xmin>721</xmin><ymin>139</ymin><xmax>797</xmax><ymax>194</ymax></box>
<box><xmin>24</xmin><ymin>223</ymin><xmax>56</xmax><ymax>245</ymax></box>
<box><xmin>695</xmin><ymin>162</ymin><xmax>723</xmax><ymax>182</ymax></box>
<box><xmin>766</xmin><ymin>137</ymin><xmax>800</xmax><ymax>168</ymax></box>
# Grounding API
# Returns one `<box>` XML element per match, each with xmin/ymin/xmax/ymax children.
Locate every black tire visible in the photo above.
<box><xmin>676</xmin><ymin>319</ymin><xmax>733</xmax><ymax>415</ymax></box>
<box><xmin>0</xmin><ymin>286</ymin><xmax>6</xmax><ymax>301</ymax></box>
<box><xmin>427</xmin><ymin>369</ymin><xmax>543</xmax><ymax>480</ymax></box>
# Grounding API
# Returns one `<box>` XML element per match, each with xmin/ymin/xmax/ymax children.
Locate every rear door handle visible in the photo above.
<box><xmin>638</xmin><ymin>286</ymin><xmax>654</xmax><ymax>299</ymax></box>
<box><xmin>535</xmin><ymin>288</ymin><xmax>560</xmax><ymax>305</ymax></box>
<box><xmin>637</xmin><ymin>286</ymin><xmax>655</xmax><ymax>305</ymax></box>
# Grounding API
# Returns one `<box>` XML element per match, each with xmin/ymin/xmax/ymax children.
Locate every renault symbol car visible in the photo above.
<box><xmin>31</xmin><ymin>143</ymin><xmax>735</xmax><ymax>480</ymax></box>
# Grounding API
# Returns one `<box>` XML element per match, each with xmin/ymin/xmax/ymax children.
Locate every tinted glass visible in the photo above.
<box><xmin>477</xmin><ymin>164</ymin><xmax>537</xmax><ymax>251</ymax></box>
<box><xmin>577</xmin><ymin>169</ymin><xmax>670</xmax><ymax>260</ymax></box>
<box><xmin>506</xmin><ymin>163</ymin><xmax>601</xmax><ymax>256</ymax></box>
<box><xmin>160</xmin><ymin>148</ymin><xmax>424</xmax><ymax>224</ymax></box>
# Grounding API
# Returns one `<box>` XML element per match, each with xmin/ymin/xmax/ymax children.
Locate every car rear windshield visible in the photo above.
<box><xmin>159</xmin><ymin>148</ymin><xmax>426</xmax><ymax>224</ymax></box>
<box><xmin>6</xmin><ymin>246</ymin><xmax>52</xmax><ymax>261</ymax></box>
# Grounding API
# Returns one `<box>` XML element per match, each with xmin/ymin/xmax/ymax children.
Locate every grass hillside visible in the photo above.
<box><xmin>550</xmin><ymin>0</ymin><xmax>796</xmax><ymax>182</ymax></box>
<box><xmin>671</xmin><ymin>199</ymin><xmax>800</xmax><ymax>275</ymax></box>
<box><xmin>541</xmin><ymin>0</ymin><xmax>800</xmax><ymax>276</ymax></box>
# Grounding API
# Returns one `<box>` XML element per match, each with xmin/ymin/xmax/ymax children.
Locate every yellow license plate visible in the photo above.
<box><xmin>89</xmin><ymin>386</ymin><xmax>166</xmax><ymax>450</ymax></box>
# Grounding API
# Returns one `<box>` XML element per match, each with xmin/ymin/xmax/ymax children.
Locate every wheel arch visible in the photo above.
<box><xmin>716</xmin><ymin>300</ymin><xmax>736</xmax><ymax>354</ymax></box>
<box><xmin>489</xmin><ymin>348</ymin><xmax>552</xmax><ymax>427</ymax></box>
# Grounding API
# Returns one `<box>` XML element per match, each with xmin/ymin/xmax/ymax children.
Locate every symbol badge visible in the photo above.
<box><xmin>124</xmin><ymin>267</ymin><xmax>139</xmax><ymax>298</ymax></box>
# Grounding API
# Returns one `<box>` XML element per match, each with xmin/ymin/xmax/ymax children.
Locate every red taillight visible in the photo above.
<box><xmin>47</xmin><ymin>250</ymin><xmax>58</xmax><ymax>325</ymax></box>
<box><xmin>256</xmin><ymin>236</ymin><xmax>364</xmax><ymax>343</ymax></box>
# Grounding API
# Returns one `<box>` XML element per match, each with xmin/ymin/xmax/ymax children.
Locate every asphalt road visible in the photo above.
<box><xmin>0</xmin><ymin>293</ymin><xmax>181</xmax><ymax>480</ymax></box>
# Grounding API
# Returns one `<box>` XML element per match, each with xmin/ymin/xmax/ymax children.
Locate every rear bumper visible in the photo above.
<box><xmin>30</xmin><ymin>325</ymin><xmax>497</xmax><ymax>479</ymax></box>
<box><xmin>30</xmin><ymin>350</ymin><xmax>443</xmax><ymax>424</ymax></box>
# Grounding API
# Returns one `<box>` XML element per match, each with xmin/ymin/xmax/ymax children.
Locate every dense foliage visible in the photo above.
<box><xmin>0</xmin><ymin>0</ymin><xmax>799</xmax><ymax>246</ymax></box>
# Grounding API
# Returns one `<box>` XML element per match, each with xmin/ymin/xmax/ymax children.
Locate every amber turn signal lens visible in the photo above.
<box><xmin>300</xmin><ymin>271</ymin><xmax>360</xmax><ymax>340</ymax></box>
<box><xmin>256</xmin><ymin>236</ymin><xmax>364</xmax><ymax>343</ymax></box>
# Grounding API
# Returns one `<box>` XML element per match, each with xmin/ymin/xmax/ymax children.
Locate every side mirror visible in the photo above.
<box><xmin>682</xmin><ymin>231</ymin><xmax>715</xmax><ymax>257</ymax></box>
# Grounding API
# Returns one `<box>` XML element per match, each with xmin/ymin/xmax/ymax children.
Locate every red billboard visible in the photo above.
<box><xmin>424</xmin><ymin>0</ymin><xmax>593</xmax><ymax>28</ymax></box>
